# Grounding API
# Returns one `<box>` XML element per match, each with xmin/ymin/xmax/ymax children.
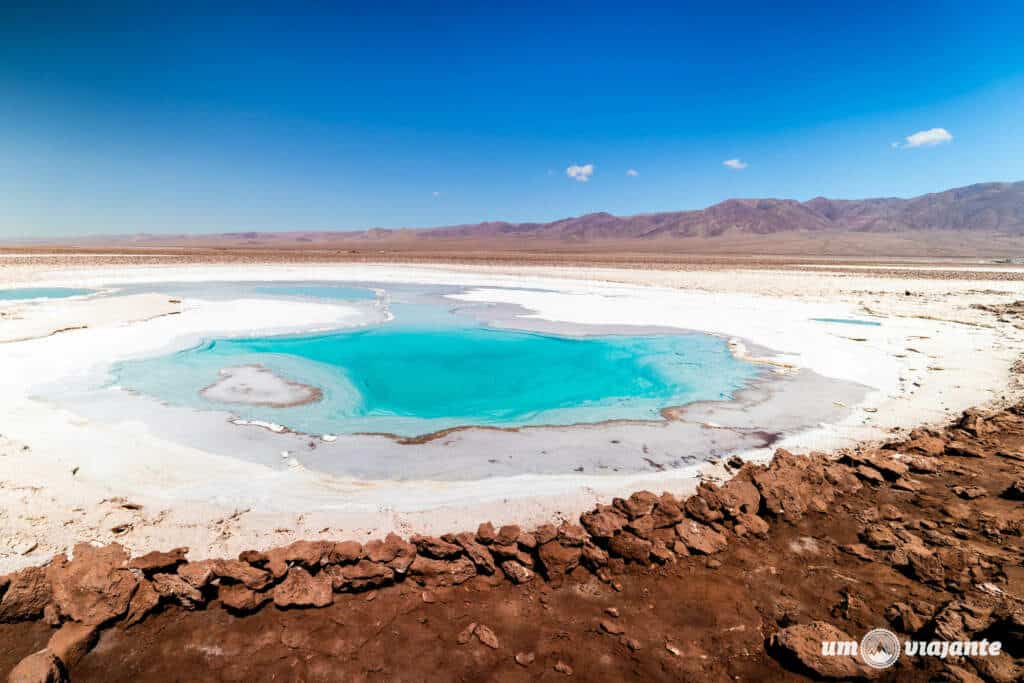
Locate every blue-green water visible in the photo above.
<box><xmin>252</xmin><ymin>284</ymin><xmax>377</xmax><ymax>301</ymax></box>
<box><xmin>111</xmin><ymin>302</ymin><xmax>761</xmax><ymax>438</ymax></box>
<box><xmin>0</xmin><ymin>287</ymin><xmax>95</xmax><ymax>301</ymax></box>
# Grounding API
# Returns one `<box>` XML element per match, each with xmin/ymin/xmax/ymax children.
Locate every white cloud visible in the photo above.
<box><xmin>566</xmin><ymin>163</ymin><xmax>594</xmax><ymax>182</ymax></box>
<box><xmin>723</xmin><ymin>158</ymin><xmax>748</xmax><ymax>170</ymax></box>
<box><xmin>432</xmin><ymin>191</ymin><xmax>441</xmax><ymax>198</ymax></box>
<box><xmin>626</xmin><ymin>168</ymin><xmax>639</xmax><ymax>177</ymax></box>
<box><xmin>899</xmin><ymin>127</ymin><xmax>953</xmax><ymax>149</ymax></box>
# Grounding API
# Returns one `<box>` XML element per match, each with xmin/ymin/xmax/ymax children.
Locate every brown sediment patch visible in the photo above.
<box><xmin>5</xmin><ymin>403</ymin><xmax>1024</xmax><ymax>680</ymax></box>
<box><xmin>353</xmin><ymin>406</ymin><xmax>775</xmax><ymax>446</ymax></box>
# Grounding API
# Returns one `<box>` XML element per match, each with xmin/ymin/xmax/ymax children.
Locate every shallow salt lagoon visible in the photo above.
<box><xmin>0</xmin><ymin>287</ymin><xmax>95</xmax><ymax>301</ymax></box>
<box><xmin>109</xmin><ymin>293</ymin><xmax>762</xmax><ymax>438</ymax></box>
<box><xmin>33</xmin><ymin>278</ymin><xmax>869</xmax><ymax>480</ymax></box>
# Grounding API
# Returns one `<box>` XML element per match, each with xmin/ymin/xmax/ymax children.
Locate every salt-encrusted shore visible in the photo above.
<box><xmin>1</xmin><ymin>260</ymin><xmax>1023</xmax><ymax>573</ymax></box>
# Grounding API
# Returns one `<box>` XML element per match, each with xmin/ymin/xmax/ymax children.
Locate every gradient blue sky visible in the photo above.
<box><xmin>2</xmin><ymin>1</ymin><xmax>1022</xmax><ymax>236</ymax></box>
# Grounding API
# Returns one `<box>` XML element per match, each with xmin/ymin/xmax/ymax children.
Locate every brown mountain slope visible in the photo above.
<box><xmin>5</xmin><ymin>182</ymin><xmax>1023</xmax><ymax>255</ymax></box>
<box><xmin>424</xmin><ymin>181</ymin><xmax>1024</xmax><ymax>240</ymax></box>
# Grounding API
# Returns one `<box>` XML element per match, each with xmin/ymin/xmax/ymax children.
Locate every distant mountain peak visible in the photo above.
<box><xmin>417</xmin><ymin>181</ymin><xmax>1024</xmax><ymax>240</ymax></box>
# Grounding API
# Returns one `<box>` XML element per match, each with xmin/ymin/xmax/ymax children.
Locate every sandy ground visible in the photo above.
<box><xmin>1</xmin><ymin>258</ymin><xmax>1023</xmax><ymax>573</ymax></box>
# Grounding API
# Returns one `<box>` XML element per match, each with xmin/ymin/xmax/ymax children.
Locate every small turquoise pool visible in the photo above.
<box><xmin>252</xmin><ymin>284</ymin><xmax>377</xmax><ymax>301</ymax></box>
<box><xmin>110</xmin><ymin>293</ymin><xmax>762</xmax><ymax>438</ymax></box>
<box><xmin>812</xmin><ymin>317</ymin><xmax>882</xmax><ymax>327</ymax></box>
<box><xmin>0</xmin><ymin>287</ymin><xmax>95</xmax><ymax>301</ymax></box>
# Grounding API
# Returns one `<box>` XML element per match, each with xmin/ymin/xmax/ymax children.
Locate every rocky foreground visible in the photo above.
<box><xmin>3</xmin><ymin>407</ymin><xmax>1024</xmax><ymax>681</ymax></box>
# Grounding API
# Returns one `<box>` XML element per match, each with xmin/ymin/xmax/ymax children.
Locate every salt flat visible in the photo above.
<box><xmin>0</xmin><ymin>259</ymin><xmax>1022</xmax><ymax>572</ymax></box>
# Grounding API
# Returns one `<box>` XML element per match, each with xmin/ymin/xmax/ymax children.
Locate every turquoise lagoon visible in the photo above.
<box><xmin>109</xmin><ymin>294</ymin><xmax>762</xmax><ymax>438</ymax></box>
<box><xmin>0</xmin><ymin>287</ymin><xmax>95</xmax><ymax>301</ymax></box>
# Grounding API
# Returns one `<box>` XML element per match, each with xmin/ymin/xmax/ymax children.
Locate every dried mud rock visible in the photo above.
<box><xmin>769</xmin><ymin>621</ymin><xmax>872</xmax><ymax>679</ymax></box>
<box><xmin>47</xmin><ymin>543</ymin><xmax>138</xmax><ymax>625</ymax></box>
<box><xmin>6</xmin><ymin>649</ymin><xmax>68</xmax><ymax>683</ymax></box>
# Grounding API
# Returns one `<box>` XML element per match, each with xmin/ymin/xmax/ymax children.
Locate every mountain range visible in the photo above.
<box><xmin>7</xmin><ymin>181</ymin><xmax>1024</xmax><ymax>251</ymax></box>
<box><xmin>414</xmin><ymin>181</ymin><xmax>1024</xmax><ymax>240</ymax></box>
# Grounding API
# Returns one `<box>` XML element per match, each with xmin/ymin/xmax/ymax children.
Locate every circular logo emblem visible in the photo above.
<box><xmin>860</xmin><ymin>628</ymin><xmax>901</xmax><ymax>669</ymax></box>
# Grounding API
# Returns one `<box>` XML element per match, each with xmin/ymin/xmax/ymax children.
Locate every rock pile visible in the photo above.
<box><xmin>4</xmin><ymin>405</ymin><xmax>1024</xmax><ymax>681</ymax></box>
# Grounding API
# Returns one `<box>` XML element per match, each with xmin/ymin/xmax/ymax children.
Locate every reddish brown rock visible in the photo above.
<box><xmin>581</xmin><ymin>543</ymin><xmax>609</xmax><ymax>569</ymax></box>
<box><xmin>684</xmin><ymin>495</ymin><xmax>724</xmax><ymax>524</ymax></box>
<box><xmin>495</xmin><ymin>524</ymin><xmax>521</xmax><ymax>546</ymax></box>
<box><xmin>219</xmin><ymin>583</ymin><xmax>272</xmax><ymax>612</ymax></box>
<box><xmin>516</xmin><ymin>531</ymin><xmax>538</xmax><ymax>551</ymax></box>
<box><xmin>273</xmin><ymin>566</ymin><xmax>332</xmax><ymax>608</ymax></box>
<box><xmin>733</xmin><ymin>512</ymin><xmax>770</xmax><ymax>538</ymax></box>
<box><xmin>325</xmin><ymin>540</ymin><xmax>363</xmax><ymax>564</ymax></box>
<box><xmin>769</xmin><ymin>621</ymin><xmax>872</xmax><ymax>679</ymax></box>
<box><xmin>177</xmin><ymin>559</ymin><xmax>216</xmax><ymax>588</ymax></box>
<box><xmin>411</xmin><ymin>535</ymin><xmax>462</xmax><ymax>559</ymax></box>
<box><xmin>151</xmin><ymin>573</ymin><xmax>204</xmax><ymax>609</ymax></box>
<box><xmin>860</xmin><ymin>524</ymin><xmax>899</xmax><ymax>550</ymax></box>
<box><xmin>454</xmin><ymin>532</ymin><xmax>496</xmax><ymax>574</ymax></box>
<box><xmin>613</xmin><ymin>491</ymin><xmax>659</xmax><ymax>519</ymax></box>
<box><xmin>212</xmin><ymin>559</ymin><xmax>272</xmax><ymax>590</ymax></box>
<box><xmin>607</xmin><ymin>532</ymin><xmax>652</xmax><ymax>563</ymax></box>
<box><xmin>902</xmin><ymin>455</ymin><xmax>939</xmax><ymax>474</ymax></box>
<box><xmin>500</xmin><ymin>560</ymin><xmax>535</xmax><ymax>584</ymax></box>
<box><xmin>718</xmin><ymin>472</ymin><xmax>762</xmax><ymax>517</ymax></box>
<box><xmin>579</xmin><ymin>508</ymin><xmax>627</xmax><ymax>539</ymax></box>
<box><xmin>750</xmin><ymin>450</ymin><xmax>820</xmax><ymax>521</ymax></box>
<box><xmin>408</xmin><ymin>555</ymin><xmax>476</xmax><ymax>587</ymax></box>
<box><xmin>365</xmin><ymin>533</ymin><xmax>416</xmax><ymax>574</ymax></box>
<box><xmin>123</xmin><ymin>580</ymin><xmax>160</xmax><ymax>627</ymax></box>
<box><xmin>626</xmin><ymin>514</ymin><xmax>657</xmax><ymax>539</ymax></box>
<box><xmin>279</xmin><ymin>540</ymin><xmax>329</xmax><ymax>567</ymax></box>
<box><xmin>48</xmin><ymin>543</ymin><xmax>138</xmax><ymax>625</ymax></box>
<box><xmin>1003</xmin><ymin>479</ymin><xmax>1024</xmax><ymax>500</ymax></box>
<box><xmin>945</xmin><ymin>440</ymin><xmax>986</xmax><ymax>458</ymax></box>
<box><xmin>556</xmin><ymin>522</ymin><xmax>588</xmax><ymax>547</ymax></box>
<box><xmin>128</xmin><ymin>547</ymin><xmax>188</xmax><ymax>573</ymax></box>
<box><xmin>685</xmin><ymin>483</ymin><xmax>725</xmax><ymax>524</ymax></box>
<box><xmin>47</xmin><ymin>622</ymin><xmax>98</xmax><ymax>668</ymax></box>
<box><xmin>903</xmin><ymin>429</ymin><xmax>947</xmax><ymax>456</ymax></box>
<box><xmin>263</xmin><ymin>549</ymin><xmax>289</xmax><ymax>580</ymax></box>
<box><xmin>237</xmin><ymin>549</ymin><xmax>267</xmax><ymax>564</ymax></box>
<box><xmin>0</xmin><ymin>565</ymin><xmax>52</xmax><ymax>623</ymax></box>
<box><xmin>534</xmin><ymin>524</ymin><xmax>558</xmax><ymax>545</ymax></box>
<box><xmin>952</xmin><ymin>485</ymin><xmax>987</xmax><ymax>500</ymax></box>
<box><xmin>675</xmin><ymin>520</ymin><xmax>728</xmax><ymax>555</ymax></box>
<box><xmin>855</xmin><ymin>465</ymin><xmax>886</xmax><ymax>485</ymax></box>
<box><xmin>824</xmin><ymin>463</ymin><xmax>863</xmax><ymax>495</ymax></box>
<box><xmin>515</xmin><ymin>651</ymin><xmax>536</xmax><ymax>667</ymax></box>
<box><xmin>536</xmin><ymin>541</ymin><xmax>581</xmax><ymax>586</ymax></box>
<box><xmin>326</xmin><ymin>560</ymin><xmax>395</xmax><ymax>591</ymax></box>
<box><xmin>474</xmin><ymin>624</ymin><xmax>500</xmax><ymax>649</ymax></box>
<box><xmin>650</xmin><ymin>495</ymin><xmax>685</xmax><ymax>527</ymax></box>
<box><xmin>6</xmin><ymin>649</ymin><xmax>68</xmax><ymax>683</ymax></box>
<box><xmin>489</xmin><ymin>543</ymin><xmax>533</xmax><ymax>567</ymax></box>
<box><xmin>649</xmin><ymin>541</ymin><xmax>674</xmax><ymax>563</ymax></box>
<box><xmin>844</xmin><ymin>451</ymin><xmax>909</xmax><ymax>480</ymax></box>
<box><xmin>476</xmin><ymin>522</ymin><xmax>497</xmax><ymax>544</ymax></box>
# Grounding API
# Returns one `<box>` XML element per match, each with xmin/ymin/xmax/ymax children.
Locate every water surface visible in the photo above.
<box><xmin>0</xmin><ymin>287</ymin><xmax>95</xmax><ymax>301</ymax></box>
<box><xmin>110</xmin><ymin>294</ymin><xmax>761</xmax><ymax>438</ymax></box>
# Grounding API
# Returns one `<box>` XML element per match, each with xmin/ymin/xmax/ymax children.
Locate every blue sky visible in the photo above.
<box><xmin>1</xmin><ymin>1</ymin><xmax>1022</xmax><ymax>237</ymax></box>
